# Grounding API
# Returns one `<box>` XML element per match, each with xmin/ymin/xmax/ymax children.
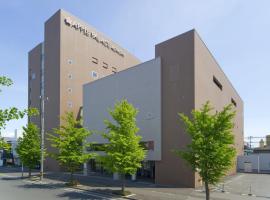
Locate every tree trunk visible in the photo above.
<box><xmin>121</xmin><ymin>174</ymin><xmax>125</xmax><ymax>194</ymax></box>
<box><xmin>205</xmin><ymin>181</ymin><xmax>210</xmax><ymax>200</ymax></box>
<box><xmin>29</xmin><ymin>168</ymin><xmax>31</xmax><ymax>178</ymax></box>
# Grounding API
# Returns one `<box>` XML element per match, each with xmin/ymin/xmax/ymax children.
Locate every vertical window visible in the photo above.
<box><xmin>213</xmin><ymin>76</ymin><xmax>222</xmax><ymax>90</ymax></box>
<box><xmin>31</xmin><ymin>73</ymin><xmax>36</xmax><ymax>80</ymax></box>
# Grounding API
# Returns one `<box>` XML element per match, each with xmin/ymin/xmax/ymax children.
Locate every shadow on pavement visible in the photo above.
<box><xmin>1</xmin><ymin>176</ymin><xmax>27</xmax><ymax>181</ymax></box>
<box><xmin>17</xmin><ymin>182</ymin><xmax>64</xmax><ymax>190</ymax></box>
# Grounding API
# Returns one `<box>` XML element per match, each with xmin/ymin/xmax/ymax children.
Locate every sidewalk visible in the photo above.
<box><xmin>2</xmin><ymin>166</ymin><xmax>267</xmax><ymax>200</ymax></box>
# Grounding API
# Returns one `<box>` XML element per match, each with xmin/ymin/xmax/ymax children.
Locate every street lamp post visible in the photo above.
<box><xmin>40</xmin><ymin>96</ymin><xmax>44</xmax><ymax>181</ymax></box>
<box><xmin>40</xmin><ymin>96</ymin><xmax>48</xmax><ymax>181</ymax></box>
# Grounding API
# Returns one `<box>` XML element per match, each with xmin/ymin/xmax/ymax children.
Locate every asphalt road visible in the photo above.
<box><xmin>0</xmin><ymin>173</ymin><xmax>124</xmax><ymax>200</ymax></box>
<box><xmin>1</xmin><ymin>166</ymin><xmax>270</xmax><ymax>200</ymax></box>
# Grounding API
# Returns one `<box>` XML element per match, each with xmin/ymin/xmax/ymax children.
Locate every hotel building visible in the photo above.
<box><xmin>29</xmin><ymin>9</ymin><xmax>243</xmax><ymax>187</ymax></box>
<box><xmin>28</xmin><ymin>9</ymin><xmax>140</xmax><ymax>171</ymax></box>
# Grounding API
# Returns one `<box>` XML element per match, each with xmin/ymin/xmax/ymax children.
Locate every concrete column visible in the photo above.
<box><xmin>113</xmin><ymin>172</ymin><xmax>119</xmax><ymax>180</ymax></box>
<box><xmin>131</xmin><ymin>174</ymin><xmax>136</xmax><ymax>181</ymax></box>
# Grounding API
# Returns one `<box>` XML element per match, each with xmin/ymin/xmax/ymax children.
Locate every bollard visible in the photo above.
<box><xmin>221</xmin><ymin>183</ymin><xmax>225</xmax><ymax>193</ymax></box>
<box><xmin>248</xmin><ymin>185</ymin><xmax>252</xmax><ymax>196</ymax></box>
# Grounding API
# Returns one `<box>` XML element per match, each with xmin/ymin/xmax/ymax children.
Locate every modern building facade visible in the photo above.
<box><xmin>28</xmin><ymin>9</ymin><xmax>140</xmax><ymax>171</ymax></box>
<box><xmin>83</xmin><ymin>30</ymin><xmax>244</xmax><ymax>187</ymax></box>
<box><xmin>29</xmin><ymin>9</ymin><xmax>244</xmax><ymax>188</ymax></box>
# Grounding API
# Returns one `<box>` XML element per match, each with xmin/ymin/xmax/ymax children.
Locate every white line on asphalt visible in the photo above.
<box><xmin>0</xmin><ymin>173</ymin><xmax>124</xmax><ymax>200</ymax></box>
<box><xmin>151</xmin><ymin>190</ymin><xmax>176</xmax><ymax>196</ymax></box>
<box><xmin>0</xmin><ymin>173</ymin><xmax>15</xmax><ymax>178</ymax></box>
<box><xmin>63</xmin><ymin>187</ymin><xmax>123</xmax><ymax>199</ymax></box>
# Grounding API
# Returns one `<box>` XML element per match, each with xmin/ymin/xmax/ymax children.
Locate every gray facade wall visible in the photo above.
<box><xmin>83</xmin><ymin>58</ymin><xmax>162</xmax><ymax>161</ymax></box>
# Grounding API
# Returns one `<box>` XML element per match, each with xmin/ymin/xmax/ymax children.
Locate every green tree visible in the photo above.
<box><xmin>47</xmin><ymin>112</ymin><xmax>95</xmax><ymax>185</ymax></box>
<box><xmin>0</xmin><ymin>76</ymin><xmax>38</xmax><ymax>149</ymax></box>
<box><xmin>102</xmin><ymin>99</ymin><xmax>146</xmax><ymax>195</ymax></box>
<box><xmin>16</xmin><ymin>123</ymin><xmax>42</xmax><ymax>177</ymax></box>
<box><xmin>175</xmin><ymin>102</ymin><xmax>236</xmax><ymax>200</ymax></box>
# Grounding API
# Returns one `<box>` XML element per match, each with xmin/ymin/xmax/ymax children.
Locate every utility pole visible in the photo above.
<box><xmin>40</xmin><ymin>96</ymin><xmax>45</xmax><ymax>181</ymax></box>
<box><xmin>40</xmin><ymin>96</ymin><xmax>48</xmax><ymax>181</ymax></box>
<box><xmin>40</xmin><ymin>43</ymin><xmax>45</xmax><ymax>181</ymax></box>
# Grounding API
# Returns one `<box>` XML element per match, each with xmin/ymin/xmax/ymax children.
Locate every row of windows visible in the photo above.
<box><xmin>213</xmin><ymin>76</ymin><xmax>237</xmax><ymax>107</ymax></box>
<box><xmin>67</xmin><ymin>58</ymin><xmax>118</xmax><ymax>73</ymax></box>
<box><xmin>67</xmin><ymin>71</ymin><xmax>99</xmax><ymax>80</ymax></box>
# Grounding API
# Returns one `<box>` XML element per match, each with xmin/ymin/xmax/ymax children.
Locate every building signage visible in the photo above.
<box><xmin>64</xmin><ymin>17</ymin><xmax>124</xmax><ymax>57</ymax></box>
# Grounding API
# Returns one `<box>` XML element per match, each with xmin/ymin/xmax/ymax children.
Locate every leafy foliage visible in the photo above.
<box><xmin>175</xmin><ymin>102</ymin><xmax>236</xmax><ymax>200</ymax></box>
<box><xmin>47</xmin><ymin>112</ymin><xmax>95</xmax><ymax>183</ymax></box>
<box><xmin>102</xmin><ymin>99</ymin><xmax>146</xmax><ymax>193</ymax></box>
<box><xmin>0</xmin><ymin>138</ymin><xmax>11</xmax><ymax>151</ymax></box>
<box><xmin>0</xmin><ymin>76</ymin><xmax>38</xmax><ymax>149</ymax></box>
<box><xmin>0</xmin><ymin>107</ymin><xmax>38</xmax><ymax>133</ymax></box>
<box><xmin>16</xmin><ymin>123</ymin><xmax>42</xmax><ymax>176</ymax></box>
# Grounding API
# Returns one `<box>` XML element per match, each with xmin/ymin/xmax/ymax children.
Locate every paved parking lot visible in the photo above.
<box><xmin>1</xmin><ymin>166</ymin><xmax>270</xmax><ymax>199</ymax></box>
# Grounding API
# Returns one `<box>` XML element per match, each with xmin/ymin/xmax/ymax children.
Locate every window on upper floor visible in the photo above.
<box><xmin>31</xmin><ymin>73</ymin><xmax>36</xmax><ymax>80</ymax></box>
<box><xmin>67</xmin><ymin>59</ymin><xmax>73</xmax><ymax>65</ymax></box>
<box><xmin>91</xmin><ymin>71</ymin><xmax>98</xmax><ymax>79</ymax></box>
<box><xmin>112</xmin><ymin>67</ymin><xmax>117</xmax><ymax>74</ymax></box>
<box><xmin>231</xmin><ymin>98</ymin><xmax>237</xmax><ymax>107</ymax></box>
<box><xmin>213</xmin><ymin>76</ymin><xmax>222</xmax><ymax>91</ymax></box>
<box><xmin>67</xmin><ymin>88</ymin><xmax>72</xmax><ymax>93</ymax></box>
<box><xmin>68</xmin><ymin>74</ymin><xmax>73</xmax><ymax>79</ymax></box>
<box><xmin>102</xmin><ymin>62</ymin><xmax>108</xmax><ymax>69</ymax></box>
<box><xmin>92</xmin><ymin>57</ymin><xmax>98</xmax><ymax>64</ymax></box>
<box><xmin>67</xmin><ymin>101</ymin><xmax>73</xmax><ymax>108</ymax></box>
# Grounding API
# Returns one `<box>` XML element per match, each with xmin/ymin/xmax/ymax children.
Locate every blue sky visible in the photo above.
<box><xmin>0</xmin><ymin>1</ymin><xmax>269</xmax><ymax>145</ymax></box>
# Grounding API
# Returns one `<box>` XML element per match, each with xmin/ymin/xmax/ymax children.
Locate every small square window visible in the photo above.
<box><xmin>68</xmin><ymin>74</ymin><xmax>73</xmax><ymax>79</ymax></box>
<box><xmin>67</xmin><ymin>101</ymin><xmax>73</xmax><ymax>108</ymax></box>
<box><xmin>67</xmin><ymin>88</ymin><xmax>72</xmax><ymax>93</ymax></box>
<box><xmin>91</xmin><ymin>71</ymin><xmax>98</xmax><ymax>79</ymax></box>
<box><xmin>67</xmin><ymin>59</ymin><xmax>73</xmax><ymax>64</ymax></box>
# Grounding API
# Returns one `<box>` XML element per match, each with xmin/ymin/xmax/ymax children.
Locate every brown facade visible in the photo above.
<box><xmin>29</xmin><ymin>9</ymin><xmax>140</xmax><ymax>171</ymax></box>
<box><xmin>28</xmin><ymin>43</ymin><xmax>42</xmax><ymax>128</ymax></box>
<box><xmin>29</xmin><ymin>10</ymin><xmax>243</xmax><ymax>187</ymax></box>
<box><xmin>155</xmin><ymin>30</ymin><xmax>243</xmax><ymax>187</ymax></box>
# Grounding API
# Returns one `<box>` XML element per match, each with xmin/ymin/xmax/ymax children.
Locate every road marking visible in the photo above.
<box><xmin>0</xmin><ymin>173</ymin><xmax>15</xmax><ymax>178</ymax></box>
<box><xmin>151</xmin><ymin>190</ymin><xmax>176</xmax><ymax>196</ymax></box>
<box><xmin>63</xmin><ymin>187</ymin><xmax>124</xmax><ymax>199</ymax></box>
<box><xmin>0</xmin><ymin>173</ymin><xmax>124</xmax><ymax>199</ymax></box>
